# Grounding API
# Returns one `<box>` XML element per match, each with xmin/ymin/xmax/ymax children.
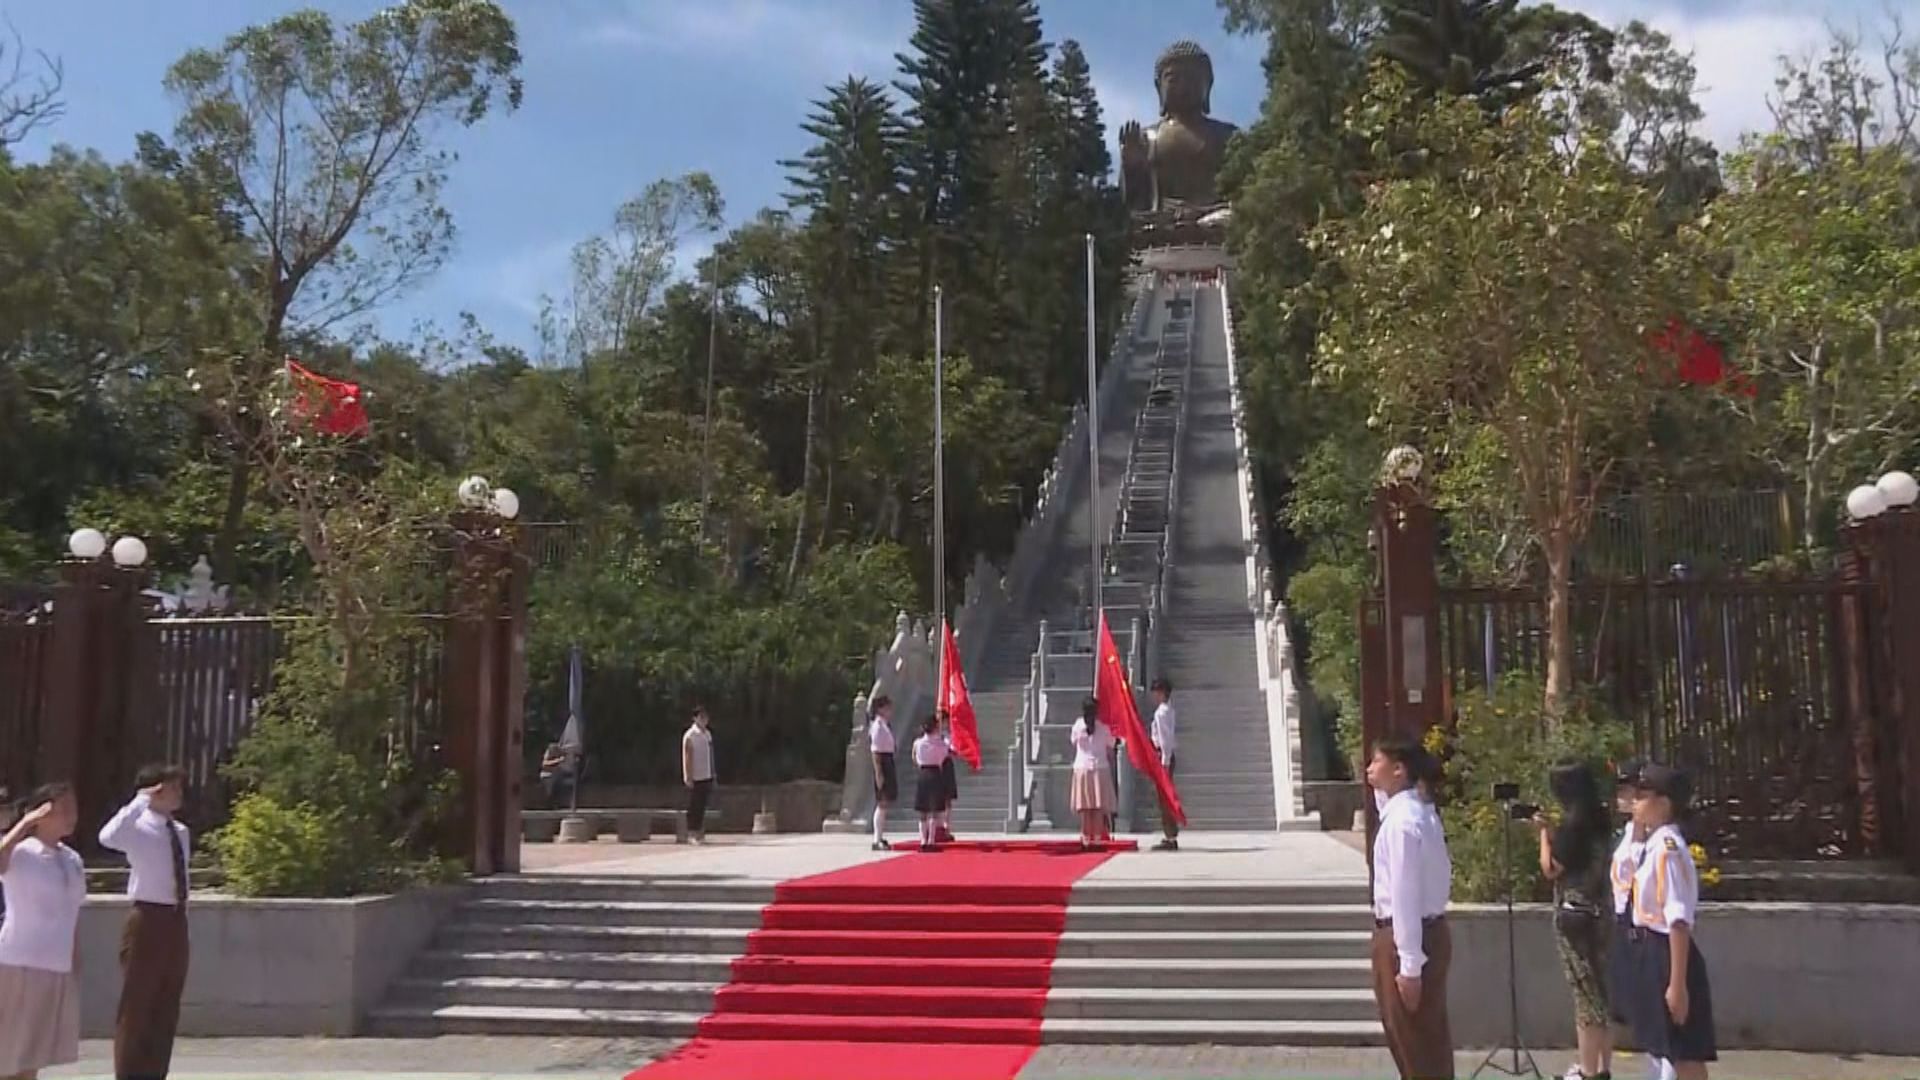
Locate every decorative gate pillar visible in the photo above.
<box><xmin>38</xmin><ymin>555</ymin><xmax>150</xmax><ymax>852</ymax></box>
<box><xmin>444</xmin><ymin>511</ymin><xmax>530</xmax><ymax>876</ymax></box>
<box><xmin>1363</xmin><ymin>447</ymin><xmax>1444</xmax><ymax>860</ymax></box>
<box><xmin>1848</xmin><ymin>498</ymin><xmax>1920</xmax><ymax>872</ymax></box>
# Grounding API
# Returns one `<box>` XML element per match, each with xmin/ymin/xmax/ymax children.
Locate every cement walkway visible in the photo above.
<box><xmin>44</xmin><ymin>1037</ymin><xmax>1920</xmax><ymax>1079</ymax></box>
<box><xmin>518</xmin><ymin>830</ymin><xmax>1369</xmax><ymax>885</ymax></box>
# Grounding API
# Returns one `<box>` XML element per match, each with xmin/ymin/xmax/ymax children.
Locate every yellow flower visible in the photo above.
<box><xmin>1701</xmin><ymin>867</ymin><xmax>1722</xmax><ymax>888</ymax></box>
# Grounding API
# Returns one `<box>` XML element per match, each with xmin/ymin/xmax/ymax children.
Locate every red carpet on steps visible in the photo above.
<box><xmin>628</xmin><ymin>846</ymin><xmax>1117</xmax><ymax>1080</ymax></box>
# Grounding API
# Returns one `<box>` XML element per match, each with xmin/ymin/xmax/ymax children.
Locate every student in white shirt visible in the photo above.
<box><xmin>1625</xmin><ymin>765</ymin><xmax>1716</xmax><ymax>1080</ymax></box>
<box><xmin>867</xmin><ymin>695</ymin><xmax>899</xmax><ymax>852</ymax></box>
<box><xmin>1069</xmin><ymin>697</ymin><xmax>1116</xmax><ymax>850</ymax></box>
<box><xmin>910</xmin><ymin>715</ymin><xmax>951</xmax><ymax>852</ymax></box>
<box><xmin>681</xmin><ymin>706</ymin><xmax>715</xmax><ymax>844</ymax></box>
<box><xmin>1366</xmin><ymin>736</ymin><xmax>1454</xmax><ymax>1080</ymax></box>
<box><xmin>0</xmin><ymin>782</ymin><xmax>85</xmax><ymax>1080</ymax></box>
<box><xmin>99</xmin><ymin>764</ymin><xmax>192</xmax><ymax>1080</ymax></box>
<box><xmin>1149</xmin><ymin>678</ymin><xmax>1179</xmax><ymax>851</ymax></box>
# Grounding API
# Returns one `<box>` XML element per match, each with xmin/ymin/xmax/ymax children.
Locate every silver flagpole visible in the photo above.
<box><xmin>1085</xmin><ymin>234</ymin><xmax>1102</xmax><ymax>637</ymax></box>
<box><xmin>699</xmin><ymin>267</ymin><xmax>720</xmax><ymax>543</ymax></box>
<box><xmin>933</xmin><ymin>285</ymin><xmax>947</xmax><ymax>691</ymax></box>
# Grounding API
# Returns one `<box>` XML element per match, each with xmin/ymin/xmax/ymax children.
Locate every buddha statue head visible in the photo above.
<box><xmin>1155</xmin><ymin>40</ymin><xmax>1215</xmax><ymax>118</ymax></box>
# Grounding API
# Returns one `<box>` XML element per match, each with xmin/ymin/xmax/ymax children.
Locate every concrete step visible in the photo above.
<box><xmin>366</xmin><ymin>1003</ymin><xmax>1384</xmax><ymax>1046</ymax></box>
<box><xmin>469</xmin><ymin>877</ymin><xmax>1367</xmax><ymax>908</ymax></box>
<box><xmin>414</xmin><ymin>950</ymin><xmax>1372</xmax><ymax>990</ymax></box>
<box><xmin>389</xmin><ymin>975</ymin><xmax>1379</xmax><ymax>1023</ymax></box>
<box><xmin>458</xmin><ymin>898</ymin><xmax>1369</xmax><ymax>934</ymax></box>
<box><xmin>436</xmin><ymin>923</ymin><xmax>1374</xmax><ymax>961</ymax></box>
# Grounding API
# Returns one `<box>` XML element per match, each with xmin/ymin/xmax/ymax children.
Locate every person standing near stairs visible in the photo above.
<box><xmin>681</xmin><ymin>707</ymin><xmax>715</xmax><ymax>845</ymax></box>
<box><xmin>100</xmin><ymin>765</ymin><xmax>193</xmax><ymax>1080</ymax></box>
<box><xmin>867</xmin><ymin>696</ymin><xmax>898</xmax><ymax>852</ymax></box>
<box><xmin>1070</xmin><ymin>697</ymin><xmax>1117</xmax><ymax>850</ymax></box>
<box><xmin>936</xmin><ymin>709</ymin><xmax>958</xmax><ymax>844</ymax></box>
<box><xmin>1367</xmin><ymin>737</ymin><xmax>1454</xmax><ymax>1080</ymax></box>
<box><xmin>1149</xmin><ymin>678</ymin><xmax>1179</xmax><ymax>851</ymax></box>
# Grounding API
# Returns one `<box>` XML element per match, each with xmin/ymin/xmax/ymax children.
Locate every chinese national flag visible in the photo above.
<box><xmin>285</xmin><ymin>358</ymin><xmax>371</xmax><ymax>437</ymax></box>
<box><xmin>1095</xmin><ymin>613</ymin><xmax>1186</xmax><ymax>827</ymax></box>
<box><xmin>940</xmin><ymin>620</ymin><xmax>982</xmax><ymax>770</ymax></box>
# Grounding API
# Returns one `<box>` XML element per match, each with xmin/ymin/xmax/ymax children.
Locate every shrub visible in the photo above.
<box><xmin>1431</xmin><ymin>673</ymin><xmax>1632</xmax><ymax>903</ymax></box>
<box><xmin>215</xmin><ymin>794</ymin><xmax>353</xmax><ymax>898</ymax></box>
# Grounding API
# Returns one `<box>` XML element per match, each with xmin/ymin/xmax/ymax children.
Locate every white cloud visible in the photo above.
<box><xmin>582</xmin><ymin>0</ymin><xmax>905</xmax><ymax>82</ymax></box>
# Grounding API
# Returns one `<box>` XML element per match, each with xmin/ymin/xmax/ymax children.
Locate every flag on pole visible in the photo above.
<box><xmin>1095</xmin><ymin>613</ymin><xmax>1185</xmax><ymax>827</ymax></box>
<box><xmin>939</xmin><ymin>620</ymin><xmax>981</xmax><ymax>770</ymax></box>
<box><xmin>559</xmin><ymin>644</ymin><xmax>585</xmax><ymax>757</ymax></box>
<box><xmin>285</xmin><ymin>358</ymin><xmax>371</xmax><ymax>436</ymax></box>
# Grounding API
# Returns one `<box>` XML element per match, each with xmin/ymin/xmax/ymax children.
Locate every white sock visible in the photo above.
<box><xmin>939</xmin><ymin>810</ymin><xmax>950</xmax><ymax>832</ymax></box>
<box><xmin>873</xmin><ymin>805</ymin><xmax>887</xmax><ymax>843</ymax></box>
<box><xmin>1652</xmin><ymin>1057</ymin><xmax>1675</xmax><ymax>1080</ymax></box>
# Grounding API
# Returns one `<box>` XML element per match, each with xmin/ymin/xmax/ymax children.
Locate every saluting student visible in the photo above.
<box><xmin>1149</xmin><ymin>678</ymin><xmax>1179</xmax><ymax>851</ymax></box>
<box><xmin>0</xmin><ymin>782</ymin><xmax>86</xmax><ymax>1080</ymax></box>
<box><xmin>867</xmin><ymin>696</ymin><xmax>899</xmax><ymax>852</ymax></box>
<box><xmin>911</xmin><ymin>715</ymin><xmax>951</xmax><ymax>852</ymax></box>
<box><xmin>99</xmin><ymin>764</ymin><xmax>193</xmax><ymax>1080</ymax></box>
<box><xmin>1626</xmin><ymin>765</ymin><xmax>1716</xmax><ymax>1080</ymax></box>
<box><xmin>1366</xmin><ymin>736</ymin><xmax>1454</xmax><ymax>1080</ymax></box>
<box><xmin>936</xmin><ymin>709</ymin><xmax>959</xmax><ymax>844</ymax></box>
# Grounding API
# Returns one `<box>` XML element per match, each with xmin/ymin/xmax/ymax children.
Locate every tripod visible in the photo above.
<box><xmin>1473</xmin><ymin>797</ymin><xmax>1542</xmax><ymax>1079</ymax></box>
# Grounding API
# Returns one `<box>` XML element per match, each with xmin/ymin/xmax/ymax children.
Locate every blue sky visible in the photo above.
<box><xmin>3</xmin><ymin>0</ymin><xmax>1886</xmax><ymax>353</ymax></box>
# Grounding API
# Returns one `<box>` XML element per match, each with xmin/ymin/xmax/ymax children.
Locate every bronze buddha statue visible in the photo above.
<box><xmin>1119</xmin><ymin>41</ymin><xmax>1238</xmax><ymax>217</ymax></box>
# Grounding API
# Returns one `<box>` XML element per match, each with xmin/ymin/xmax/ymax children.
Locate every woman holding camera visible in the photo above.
<box><xmin>1537</xmin><ymin>761</ymin><xmax>1615</xmax><ymax>1080</ymax></box>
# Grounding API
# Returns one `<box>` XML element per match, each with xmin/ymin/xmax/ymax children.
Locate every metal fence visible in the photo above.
<box><xmin>0</xmin><ymin>618</ymin><xmax>53</xmax><ymax>799</ymax></box>
<box><xmin>1437</xmin><ymin>579</ymin><xmax>1871</xmax><ymax>858</ymax></box>
<box><xmin>1581</xmin><ymin>491</ymin><xmax>1798</xmax><ymax>578</ymax></box>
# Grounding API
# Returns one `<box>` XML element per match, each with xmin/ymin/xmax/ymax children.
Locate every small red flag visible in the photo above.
<box><xmin>285</xmin><ymin>358</ymin><xmax>370</xmax><ymax>437</ymax></box>
<box><xmin>1095</xmin><ymin>614</ymin><xmax>1185</xmax><ymax>827</ymax></box>
<box><xmin>940</xmin><ymin>620</ymin><xmax>982</xmax><ymax>770</ymax></box>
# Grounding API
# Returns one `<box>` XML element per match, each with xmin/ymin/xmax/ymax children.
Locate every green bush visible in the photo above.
<box><xmin>1431</xmin><ymin>674</ymin><xmax>1632</xmax><ymax>902</ymax></box>
<box><xmin>214</xmin><ymin>794</ymin><xmax>354</xmax><ymax>898</ymax></box>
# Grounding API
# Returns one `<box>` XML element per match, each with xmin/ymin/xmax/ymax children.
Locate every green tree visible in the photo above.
<box><xmin>1313</xmin><ymin>67</ymin><xmax>1706</xmax><ymax>712</ymax></box>
<box><xmin>1706</xmin><ymin>27</ymin><xmax>1920</xmax><ymax>546</ymax></box>
<box><xmin>1374</xmin><ymin>0</ymin><xmax>1613</xmax><ymax>110</ymax></box>
<box><xmin>163</xmin><ymin>0</ymin><xmax>524</xmax><ymax>584</ymax></box>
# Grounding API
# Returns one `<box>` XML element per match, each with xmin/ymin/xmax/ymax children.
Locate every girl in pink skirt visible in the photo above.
<box><xmin>0</xmin><ymin>782</ymin><xmax>85</xmax><ymax>1079</ymax></box>
<box><xmin>1069</xmin><ymin>697</ymin><xmax>1116</xmax><ymax>850</ymax></box>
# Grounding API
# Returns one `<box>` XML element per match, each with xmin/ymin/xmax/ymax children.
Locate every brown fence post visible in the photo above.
<box><xmin>444</xmin><ymin>511</ymin><xmax>515</xmax><ymax>876</ymax></box>
<box><xmin>1377</xmin><ymin>480</ymin><xmax>1445</xmax><ymax>743</ymax></box>
<box><xmin>1853</xmin><ymin>506</ymin><xmax>1920</xmax><ymax>872</ymax></box>
<box><xmin>1836</xmin><ymin>548</ymin><xmax>1891</xmax><ymax>856</ymax></box>
<box><xmin>37</xmin><ymin>555</ymin><xmax>149</xmax><ymax>854</ymax></box>
<box><xmin>487</xmin><ymin>533</ymin><xmax>531</xmax><ymax>874</ymax></box>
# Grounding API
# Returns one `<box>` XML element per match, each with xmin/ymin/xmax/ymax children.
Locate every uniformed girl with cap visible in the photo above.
<box><xmin>1625</xmin><ymin>764</ymin><xmax>1716</xmax><ymax>1080</ymax></box>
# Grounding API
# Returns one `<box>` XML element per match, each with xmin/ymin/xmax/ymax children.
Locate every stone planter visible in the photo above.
<box><xmin>78</xmin><ymin>886</ymin><xmax>467</xmax><ymax>1037</ymax></box>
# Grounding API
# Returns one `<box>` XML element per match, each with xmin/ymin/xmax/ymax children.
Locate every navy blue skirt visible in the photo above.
<box><xmin>1625</xmin><ymin>928</ymin><xmax>1717</xmax><ymax>1063</ymax></box>
<box><xmin>915</xmin><ymin>764</ymin><xmax>949</xmax><ymax>814</ymax></box>
<box><xmin>941</xmin><ymin>756</ymin><xmax>958</xmax><ymax>801</ymax></box>
<box><xmin>1606</xmin><ymin>910</ymin><xmax>1635</xmax><ymax>1023</ymax></box>
<box><xmin>873</xmin><ymin>752</ymin><xmax>898</xmax><ymax>804</ymax></box>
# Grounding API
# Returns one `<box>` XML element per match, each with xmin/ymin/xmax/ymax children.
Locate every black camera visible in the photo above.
<box><xmin>1508</xmin><ymin>802</ymin><xmax>1540</xmax><ymax>821</ymax></box>
<box><xmin>1492</xmin><ymin>781</ymin><xmax>1520</xmax><ymax>801</ymax></box>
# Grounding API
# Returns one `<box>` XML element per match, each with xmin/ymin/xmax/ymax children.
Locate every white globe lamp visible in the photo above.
<box><xmin>68</xmin><ymin>528</ymin><xmax>108</xmax><ymax>561</ymax></box>
<box><xmin>1877</xmin><ymin>470</ymin><xmax>1917</xmax><ymax>509</ymax></box>
<box><xmin>1846</xmin><ymin>484</ymin><xmax>1889</xmax><ymax>522</ymax></box>
<box><xmin>490</xmin><ymin>488</ymin><xmax>520</xmax><ymax>520</ymax></box>
<box><xmin>111</xmin><ymin>536</ymin><xmax>149</xmax><ymax>569</ymax></box>
<box><xmin>456</xmin><ymin>475</ymin><xmax>492</xmax><ymax>509</ymax></box>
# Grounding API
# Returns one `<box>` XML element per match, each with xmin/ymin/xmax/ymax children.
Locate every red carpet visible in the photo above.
<box><xmin>628</xmin><ymin>846</ymin><xmax>1116</xmax><ymax>1080</ymax></box>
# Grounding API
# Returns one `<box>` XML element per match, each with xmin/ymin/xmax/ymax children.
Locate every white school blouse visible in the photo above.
<box><xmin>1610</xmin><ymin>828</ymin><xmax>1643</xmax><ymax>916</ymax></box>
<box><xmin>98</xmin><ymin>792</ymin><xmax>191</xmax><ymax>907</ymax></box>
<box><xmin>1371</xmin><ymin>789</ymin><xmax>1452</xmax><ymax>978</ymax></box>
<box><xmin>683</xmin><ymin>724</ymin><xmax>715</xmax><ymax>783</ymax></box>
<box><xmin>868</xmin><ymin>715</ymin><xmax>896</xmax><ymax>754</ymax></box>
<box><xmin>1070</xmin><ymin>719</ymin><xmax>1115</xmax><ymax>771</ymax></box>
<box><xmin>1629</xmin><ymin>824</ymin><xmax>1698</xmax><ymax>933</ymax></box>
<box><xmin>913</xmin><ymin>733</ymin><xmax>949</xmax><ymax>768</ymax></box>
<box><xmin>0</xmin><ymin>838</ymin><xmax>85</xmax><ymax>973</ymax></box>
<box><xmin>1150</xmin><ymin>701</ymin><xmax>1178</xmax><ymax>763</ymax></box>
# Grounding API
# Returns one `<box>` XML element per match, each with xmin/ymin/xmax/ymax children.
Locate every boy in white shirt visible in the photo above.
<box><xmin>1149</xmin><ymin>678</ymin><xmax>1179</xmax><ymax>851</ymax></box>
<box><xmin>100</xmin><ymin>763</ymin><xmax>192</xmax><ymax>1080</ymax></box>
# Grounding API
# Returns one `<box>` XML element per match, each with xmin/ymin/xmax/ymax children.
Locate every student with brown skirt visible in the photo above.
<box><xmin>99</xmin><ymin>765</ymin><xmax>192</xmax><ymax>1080</ymax></box>
<box><xmin>1367</xmin><ymin>736</ymin><xmax>1454</xmax><ymax>1080</ymax></box>
<box><xmin>0</xmin><ymin>783</ymin><xmax>85</xmax><ymax>1080</ymax></box>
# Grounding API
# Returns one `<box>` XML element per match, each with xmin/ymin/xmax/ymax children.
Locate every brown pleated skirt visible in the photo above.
<box><xmin>117</xmin><ymin>902</ymin><xmax>190</xmax><ymax>1080</ymax></box>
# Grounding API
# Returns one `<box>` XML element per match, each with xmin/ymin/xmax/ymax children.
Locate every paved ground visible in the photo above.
<box><xmin>44</xmin><ymin>1037</ymin><xmax>1920</xmax><ymax>1079</ymax></box>
<box><xmin>517</xmin><ymin>830</ymin><xmax>1368</xmax><ymax>884</ymax></box>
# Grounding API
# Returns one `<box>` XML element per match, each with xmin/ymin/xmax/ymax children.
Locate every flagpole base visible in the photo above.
<box><xmin>557</xmin><ymin>816</ymin><xmax>597</xmax><ymax>843</ymax></box>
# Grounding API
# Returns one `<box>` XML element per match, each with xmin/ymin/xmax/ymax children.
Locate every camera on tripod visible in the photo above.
<box><xmin>1490</xmin><ymin>782</ymin><xmax>1538</xmax><ymax>821</ymax></box>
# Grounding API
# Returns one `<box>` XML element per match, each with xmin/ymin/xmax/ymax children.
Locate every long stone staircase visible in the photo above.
<box><xmin>367</xmin><ymin>873</ymin><xmax>1381</xmax><ymax>1044</ymax></box>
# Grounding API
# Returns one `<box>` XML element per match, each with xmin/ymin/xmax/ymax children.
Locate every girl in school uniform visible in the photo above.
<box><xmin>936</xmin><ymin>709</ymin><xmax>959</xmax><ymax>844</ymax></box>
<box><xmin>0</xmin><ymin>782</ymin><xmax>86</xmax><ymax>1080</ymax></box>
<box><xmin>1626</xmin><ymin>765</ymin><xmax>1716</xmax><ymax>1080</ymax></box>
<box><xmin>868</xmin><ymin>695</ymin><xmax>899</xmax><ymax>852</ymax></box>
<box><xmin>911</xmin><ymin>715</ymin><xmax>951</xmax><ymax>852</ymax></box>
<box><xmin>1069</xmin><ymin>696</ymin><xmax>1116</xmax><ymax>850</ymax></box>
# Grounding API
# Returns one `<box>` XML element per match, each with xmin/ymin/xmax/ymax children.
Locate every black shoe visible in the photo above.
<box><xmin>1155</xmin><ymin>838</ymin><xmax>1178</xmax><ymax>851</ymax></box>
<box><xmin>871</xmin><ymin>841</ymin><xmax>890</xmax><ymax>852</ymax></box>
<box><xmin>919</xmin><ymin>841</ymin><xmax>936</xmax><ymax>853</ymax></box>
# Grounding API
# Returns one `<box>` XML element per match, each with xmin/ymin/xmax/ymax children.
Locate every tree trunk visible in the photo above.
<box><xmin>1544</xmin><ymin>528</ymin><xmax>1576</xmax><ymax>720</ymax></box>
<box><xmin>787</xmin><ymin>375</ymin><xmax>821</xmax><ymax>588</ymax></box>
<box><xmin>212</xmin><ymin>452</ymin><xmax>251</xmax><ymax>587</ymax></box>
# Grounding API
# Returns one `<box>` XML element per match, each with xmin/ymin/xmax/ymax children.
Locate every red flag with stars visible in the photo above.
<box><xmin>940</xmin><ymin>620</ymin><xmax>982</xmax><ymax>770</ymax></box>
<box><xmin>1095</xmin><ymin>613</ymin><xmax>1185</xmax><ymax>827</ymax></box>
<box><xmin>285</xmin><ymin>358</ymin><xmax>370</xmax><ymax>437</ymax></box>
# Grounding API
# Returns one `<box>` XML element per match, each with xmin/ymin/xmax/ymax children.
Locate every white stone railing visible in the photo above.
<box><xmin>822</xmin><ymin>611</ymin><xmax>936</xmax><ymax>832</ymax></box>
<box><xmin>1219</xmin><ymin>279</ymin><xmax>1304</xmax><ymax>821</ymax></box>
